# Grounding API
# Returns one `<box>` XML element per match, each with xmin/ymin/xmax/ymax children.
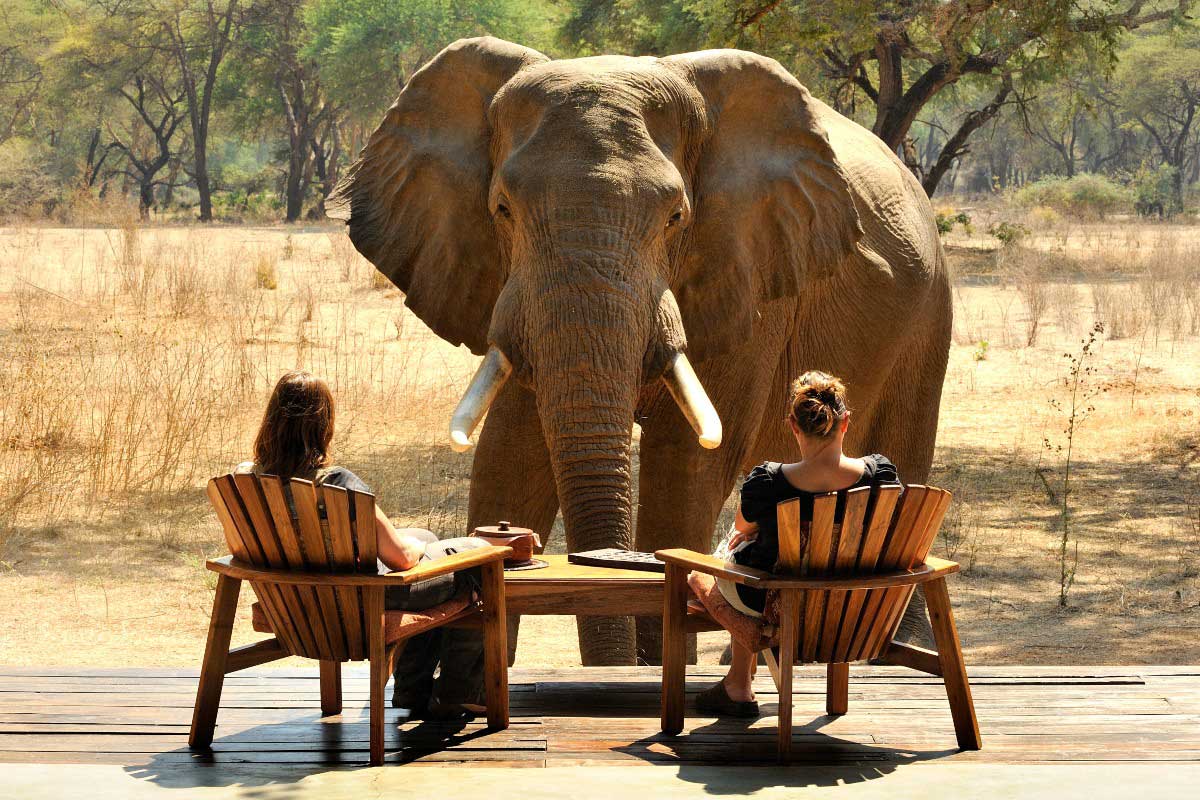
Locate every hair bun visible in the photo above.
<box><xmin>788</xmin><ymin>371</ymin><xmax>848</xmax><ymax>438</ymax></box>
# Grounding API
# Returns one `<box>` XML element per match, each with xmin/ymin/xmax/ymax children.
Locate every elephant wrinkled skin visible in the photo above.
<box><xmin>329</xmin><ymin>38</ymin><xmax>951</xmax><ymax>665</ymax></box>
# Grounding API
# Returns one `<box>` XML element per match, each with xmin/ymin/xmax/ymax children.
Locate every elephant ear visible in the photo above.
<box><xmin>662</xmin><ymin>50</ymin><xmax>864</xmax><ymax>362</ymax></box>
<box><xmin>328</xmin><ymin>37</ymin><xmax>548</xmax><ymax>355</ymax></box>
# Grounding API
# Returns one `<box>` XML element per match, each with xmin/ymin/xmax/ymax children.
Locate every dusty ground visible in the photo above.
<box><xmin>0</xmin><ymin>220</ymin><xmax>1196</xmax><ymax>668</ymax></box>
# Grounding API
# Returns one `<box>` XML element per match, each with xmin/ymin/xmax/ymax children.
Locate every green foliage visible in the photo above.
<box><xmin>1012</xmin><ymin>174</ymin><xmax>1132</xmax><ymax>218</ymax></box>
<box><xmin>0</xmin><ymin>138</ymin><xmax>58</xmax><ymax>220</ymax></box>
<box><xmin>936</xmin><ymin>211</ymin><xmax>972</xmax><ymax>236</ymax></box>
<box><xmin>1131</xmin><ymin>163</ymin><xmax>1178</xmax><ymax>213</ymax></box>
<box><xmin>987</xmin><ymin>220</ymin><xmax>1030</xmax><ymax>247</ymax></box>
<box><xmin>307</xmin><ymin>0</ymin><xmax>559</xmax><ymax>125</ymax></box>
<box><xmin>0</xmin><ymin>0</ymin><xmax>1197</xmax><ymax>220</ymax></box>
<box><xmin>972</xmin><ymin>340</ymin><xmax>989</xmax><ymax>362</ymax></box>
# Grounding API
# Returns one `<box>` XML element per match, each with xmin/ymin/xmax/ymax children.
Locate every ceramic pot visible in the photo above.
<box><xmin>472</xmin><ymin>521</ymin><xmax>542</xmax><ymax>565</ymax></box>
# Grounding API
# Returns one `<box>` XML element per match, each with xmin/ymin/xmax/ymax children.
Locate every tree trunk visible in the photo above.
<box><xmin>195</xmin><ymin>133</ymin><xmax>213</xmax><ymax>221</ymax></box>
<box><xmin>1170</xmin><ymin>163</ymin><xmax>1184</xmax><ymax>214</ymax></box>
<box><xmin>138</xmin><ymin>180</ymin><xmax>154</xmax><ymax>220</ymax></box>
<box><xmin>285</xmin><ymin>147</ymin><xmax>305</xmax><ymax>223</ymax></box>
<box><xmin>922</xmin><ymin>75</ymin><xmax>1012</xmax><ymax>196</ymax></box>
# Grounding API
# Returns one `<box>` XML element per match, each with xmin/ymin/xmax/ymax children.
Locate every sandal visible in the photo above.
<box><xmin>695</xmin><ymin>680</ymin><xmax>760</xmax><ymax>718</ymax></box>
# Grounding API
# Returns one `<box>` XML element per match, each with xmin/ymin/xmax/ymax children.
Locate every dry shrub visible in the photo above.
<box><xmin>301</xmin><ymin>284</ymin><xmax>316</xmax><ymax>322</ymax></box>
<box><xmin>1090</xmin><ymin>283</ymin><xmax>1145</xmax><ymax>340</ymax></box>
<box><xmin>1047</xmin><ymin>283</ymin><xmax>1079</xmax><ymax>334</ymax></box>
<box><xmin>328</xmin><ymin>233</ymin><xmax>362</xmax><ymax>282</ymax></box>
<box><xmin>163</xmin><ymin>241</ymin><xmax>209</xmax><ymax>319</ymax></box>
<box><xmin>253</xmin><ymin>252</ymin><xmax>279</xmax><ymax>290</ymax></box>
<box><xmin>369</xmin><ymin>266</ymin><xmax>391</xmax><ymax>291</ymax></box>
<box><xmin>1018</xmin><ymin>276</ymin><xmax>1047</xmax><ymax>347</ymax></box>
<box><xmin>0</xmin><ymin>225</ymin><xmax>469</xmax><ymax>570</ymax></box>
<box><xmin>0</xmin><ymin>292</ymin><xmax>87</xmax><ymax>553</ymax></box>
<box><xmin>82</xmin><ymin>328</ymin><xmax>236</xmax><ymax>498</ymax></box>
<box><xmin>111</xmin><ymin>221</ymin><xmax>158</xmax><ymax>305</ymax></box>
<box><xmin>1086</xmin><ymin>241</ymin><xmax>1200</xmax><ymax>342</ymax></box>
<box><xmin>1139</xmin><ymin>242</ymin><xmax>1199</xmax><ymax>341</ymax></box>
<box><xmin>1028</xmin><ymin>205</ymin><xmax>1062</xmax><ymax>229</ymax></box>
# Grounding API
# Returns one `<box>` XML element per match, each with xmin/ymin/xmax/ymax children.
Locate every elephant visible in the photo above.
<box><xmin>329</xmin><ymin>37</ymin><xmax>952</xmax><ymax>666</ymax></box>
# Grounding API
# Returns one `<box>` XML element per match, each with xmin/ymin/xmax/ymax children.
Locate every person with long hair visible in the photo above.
<box><xmin>697</xmin><ymin>371</ymin><xmax>901</xmax><ymax>718</ymax></box>
<box><xmin>235</xmin><ymin>370</ymin><xmax>488</xmax><ymax>719</ymax></box>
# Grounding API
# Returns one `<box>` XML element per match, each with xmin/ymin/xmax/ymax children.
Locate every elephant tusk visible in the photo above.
<box><xmin>662</xmin><ymin>352</ymin><xmax>723</xmax><ymax>449</ymax></box>
<box><xmin>449</xmin><ymin>347</ymin><xmax>513</xmax><ymax>452</ymax></box>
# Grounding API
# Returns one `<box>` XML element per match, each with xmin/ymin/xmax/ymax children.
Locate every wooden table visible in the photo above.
<box><xmin>502</xmin><ymin>554</ymin><xmax>666</xmax><ymax>617</ymax></box>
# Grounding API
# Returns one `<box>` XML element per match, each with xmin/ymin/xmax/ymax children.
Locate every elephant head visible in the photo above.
<box><xmin>329</xmin><ymin>37</ymin><xmax>862</xmax><ymax>559</ymax></box>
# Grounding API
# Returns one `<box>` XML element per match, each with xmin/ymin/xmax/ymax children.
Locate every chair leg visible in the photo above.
<box><xmin>775</xmin><ymin>590</ymin><xmax>800</xmax><ymax>762</ymax></box>
<box><xmin>926</xmin><ymin>576</ymin><xmax>982</xmax><ymax>750</ymax></box>
<box><xmin>660</xmin><ymin>564</ymin><xmax>688</xmax><ymax>735</ymax></box>
<box><xmin>826</xmin><ymin>662</ymin><xmax>849</xmax><ymax>716</ymax></box>
<box><xmin>319</xmin><ymin>660</ymin><xmax>342</xmax><ymax>716</ymax></box>
<box><xmin>189</xmin><ymin>574</ymin><xmax>241</xmax><ymax>749</ymax></box>
<box><xmin>365</xmin><ymin>587</ymin><xmax>387</xmax><ymax>766</ymax></box>
<box><xmin>762</xmin><ymin>647</ymin><xmax>782</xmax><ymax>692</ymax></box>
<box><xmin>480</xmin><ymin>560</ymin><xmax>510</xmax><ymax>731</ymax></box>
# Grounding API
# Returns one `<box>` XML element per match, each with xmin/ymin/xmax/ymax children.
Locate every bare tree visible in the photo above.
<box><xmin>106</xmin><ymin>74</ymin><xmax>189</xmax><ymax>217</ymax></box>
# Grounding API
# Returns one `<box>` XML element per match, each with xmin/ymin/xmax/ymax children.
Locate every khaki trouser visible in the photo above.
<box><xmin>384</xmin><ymin>534</ymin><xmax>487</xmax><ymax>707</ymax></box>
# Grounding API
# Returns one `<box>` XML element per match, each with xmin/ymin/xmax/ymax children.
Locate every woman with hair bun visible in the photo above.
<box><xmin>696</xmin><ymin>370</ymin><xmax>900</xmax><ymax>718</ymax></box>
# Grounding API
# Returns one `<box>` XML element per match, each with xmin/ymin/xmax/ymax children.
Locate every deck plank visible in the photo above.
<box><xmin>0</xmin><ymin>666</ymin><xmax>1196</xmax><ymax>767</ymax></box>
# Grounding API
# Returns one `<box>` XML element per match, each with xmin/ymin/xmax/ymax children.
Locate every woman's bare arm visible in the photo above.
<box><xmin>727</xmin><ymin>506</ymin><xmax>759</xmax><ymax>549</ymax></box>
<box><xmin>373</xmin><ymin>506</ymin><xmax>427</xmax><ymax>571</ymax></box>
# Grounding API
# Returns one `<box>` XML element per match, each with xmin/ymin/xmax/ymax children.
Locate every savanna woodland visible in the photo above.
<box><xmin>1</xmin><ymin>1</ymin><xmax>1198</xmax><ymax>668</ymax></box>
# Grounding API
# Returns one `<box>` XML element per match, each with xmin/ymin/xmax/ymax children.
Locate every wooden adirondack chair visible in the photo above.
<box><xmin>189</xmin><ymin>472</ymin><xmax>513</xmax><ymax>765</ymax></box>
<box><xmin>658</xmin><ymin>483</ymin><xmax>981</xmax><ymax>760</ymax></box>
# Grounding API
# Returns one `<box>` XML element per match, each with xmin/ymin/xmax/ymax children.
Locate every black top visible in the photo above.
<box><xmin>732</xmin><ymin>455</ymin><xmax>900</xmax><ymax>573</ymax></box>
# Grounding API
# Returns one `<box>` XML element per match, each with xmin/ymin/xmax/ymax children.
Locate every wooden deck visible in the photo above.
<box><xmin>1</xmin><ymin>665</ymin><xmax>1198</xmax><ymax>769</ymax></box>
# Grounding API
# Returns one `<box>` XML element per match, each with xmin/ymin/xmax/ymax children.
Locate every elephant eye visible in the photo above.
<box><xmin>666</xmin><ymin>209</ymin><xmax>683</xmax><ymax>228</ymax></box>
<box><xmin>494</xmin><ymin>202</ymin><xmax>511</xmax><ymax>220</ymax></box>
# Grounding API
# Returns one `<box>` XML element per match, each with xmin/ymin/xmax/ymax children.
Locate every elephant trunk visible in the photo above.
<box><xmin>527</xmin><ymin>276</ymin><xmax>646</xmax><ymax>665</ymax></box>
<box><xmin>537</xmin><ymin>373</ymin><xmax>638</xmax><ymax>666</ymax></box>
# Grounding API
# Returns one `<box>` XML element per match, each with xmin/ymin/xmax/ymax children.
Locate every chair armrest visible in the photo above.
<box><xmin>385</xmin><ymin>545</ymin><xmax>513</xmax><ymax>585</ymax></box>
<box><xmin>757</xmin><ymin>559</ymin><xmax>960</xmax><ymax>590</ymax></box>
<box><xmin>207</xmin><ymin>546</ymin><xmax>513</xmax><ymax>587</ymax></box>
<box><xmin>655</xmin><ymin>548</ymin><xmax>770</xmax><ymax>586</ymax></box>
<box><xmin>923</xmin><ymin>556</ymin><xmax>961</xmax><ymax>576</ymax></box>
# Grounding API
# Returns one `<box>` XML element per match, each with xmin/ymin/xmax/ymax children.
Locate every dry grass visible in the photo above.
<box><xmin>0</xmin><ymin>218</ymin><xmax>1197</xmax><ymax>668</ymax></box>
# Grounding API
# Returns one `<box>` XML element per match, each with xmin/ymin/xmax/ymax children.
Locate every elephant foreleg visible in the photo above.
<box><xmin>468</xmin><ymin>381</ymin><xmax>559</xmax><ymax>664</ymax></box>
<box><xmin>849</xmin><ymin>288</ymin><xmax>951</xmax><ymax>651</ymax></box>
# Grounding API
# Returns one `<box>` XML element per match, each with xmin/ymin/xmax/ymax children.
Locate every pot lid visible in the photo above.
<box><xmin>473</xmin><ymin>520</ymin><xmax>534</xmax><ymax>537</ymax></box>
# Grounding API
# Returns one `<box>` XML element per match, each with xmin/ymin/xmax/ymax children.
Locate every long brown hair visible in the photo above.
<box><xmin>788</xmin><ymin>371</ymin><xmax>848</xmax><ymax>438</ymax></box>
<box><xmin>253</xmin><ymin>371</ymin><xmax>335</xmax><ymax>478</ymax></box>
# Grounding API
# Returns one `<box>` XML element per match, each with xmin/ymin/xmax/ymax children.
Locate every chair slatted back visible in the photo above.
<box><xmin>207</xmin><ymin>473</ymin><xmax>379</xmax><ymax>662</ymax></box>
<box><xmin>775</xmin><ymin>484</ymin><xmax>951</xmax><ymax>664</ymax></box>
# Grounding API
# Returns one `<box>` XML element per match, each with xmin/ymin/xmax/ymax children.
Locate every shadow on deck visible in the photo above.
<box><xmin>1</xmin><ymin>665</ymin><xmax>1198</xmax><ymax>794</ymax></box>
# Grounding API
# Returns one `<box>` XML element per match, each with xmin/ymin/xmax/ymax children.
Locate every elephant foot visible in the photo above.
<box><xmin>635</xmin><ymin>616</ymin><xmax>696</xmax><ymax>666</ymax></box>
<box><xmin>578</xmin><ymin>616</ymin><xmax>636</xmax><ymax>666</ymax></box>
<box><xmin>506</xmin><ymin>614</ymin><xmax>522</xmax><ymax>667</ymax></box>
<box><xmin>890</xmin><ymin>586</ymin><xmax>936</xmax><ymax>650</ymax></box>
